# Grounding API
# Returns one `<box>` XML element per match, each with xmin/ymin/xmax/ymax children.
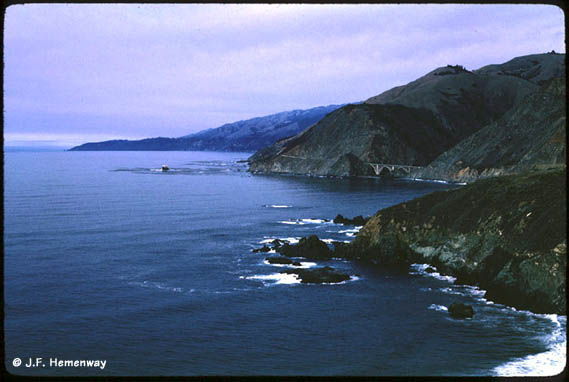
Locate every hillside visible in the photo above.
<box><xmin>412</xmin><ymin>75</ymin><xmax>566</xmax><ymax>182</ymax></box>
<box><xmin>70</xmin><ymin>104</ymin><xmax>343</xmax><ymax>152</ymax></box>
<box><xmin>248</xmin><ymin>52</ymin><xmax>564</xmax><ymax>178</ymax></box>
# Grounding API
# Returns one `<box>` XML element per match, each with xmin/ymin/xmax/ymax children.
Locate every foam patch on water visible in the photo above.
<box><xmin>409</xmin><ymin>263</ymin><xmax>457</xmax><ymax>283</ymax></box>
<box><xmin>428</xmin><ymin>304</ymin><xmax>448</xmax><ymax>312</ymax></box>
<box><xmin>338</xmin><ymin>228</ymin><xmax>361</xmax><ymax>235</ymax></box>
<box><xmin>264</xmin><ymin>204</ymin><xmax>292</xmax><ymax>208</ymax></box>
<box><xmin>493</xmin><ymin>339</ymin><xmax>566</xmax><ymax>376</ymax></box>
<box><xmin>242</xmin><ymin>273</ymin><xmax>301</xmax><ymax>285</ymax></box>
<box><xmin>262</xmin><ymin>260</ymin><xmax>317</xmax><ymax>269</ymax></box>
<box><xmin>259</xmin><ymin>237</ymin><xmax>301</xmax><ymax>245</ymax></box>
<box><xmin>278</xmin><ymin>218</ymin><xmax>331</xmax><ymax>225</ymax></box>
<box><xmin>128</xmin><ymin>280</ymin><xmax>184</xmax><ymax>293</ymax></box>
<box><xmin>301</xmin><ymin>218</ymin><xmax>330</xmax><ymax>224</ymax></box>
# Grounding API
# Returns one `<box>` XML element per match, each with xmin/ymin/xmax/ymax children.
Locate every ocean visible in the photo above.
<box><xmin>4</xmin><ymin>151</ymin><xmax>566</xmax><ymax>376</ymax></box>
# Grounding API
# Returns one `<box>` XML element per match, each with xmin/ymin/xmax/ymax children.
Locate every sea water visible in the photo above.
<box><xmin>4</xmin><ymin>151</ymin><xmax>566</xmax><ymax>376</ymax></box>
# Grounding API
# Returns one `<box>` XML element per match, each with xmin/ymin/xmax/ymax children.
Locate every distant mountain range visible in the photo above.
<box><xmin>249</xmin><ymin>52</ymin><xmax>565</xmax><ymax>181</ymax></box>
<box><xmin>69</xmin><ymin>104</ymin><xmax>344</xmax><ymax>152</ymax></box>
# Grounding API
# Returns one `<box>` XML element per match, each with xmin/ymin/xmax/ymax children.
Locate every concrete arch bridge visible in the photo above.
<box><xmin>367</xmin><ymin>163</ymin><xmax>422</xmax><ymax>176</ymax></box>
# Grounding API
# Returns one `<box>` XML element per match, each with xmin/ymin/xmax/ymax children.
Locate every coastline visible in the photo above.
<box><xmin>261</xmin><ymin>168</ymin><xmax>566</xmax><ymax>315</ymax></box>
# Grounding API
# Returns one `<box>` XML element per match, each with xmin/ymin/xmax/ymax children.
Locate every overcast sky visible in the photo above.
<box><xmin>4</xmin><ymin>4</ymin><xmax>565</xmax><ymax>147</ymax></box>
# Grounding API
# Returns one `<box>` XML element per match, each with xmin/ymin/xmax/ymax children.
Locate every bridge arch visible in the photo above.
<box><xmin>378</xmin><ymin>166</ymin><xmax>392</xmax><ymax>176</ymax></box>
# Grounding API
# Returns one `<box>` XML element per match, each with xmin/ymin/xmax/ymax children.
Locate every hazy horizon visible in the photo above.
<box><xmin>4</xmin><ymin>4</ymin><xmax>565</xmax><ymax>148</ymax></box>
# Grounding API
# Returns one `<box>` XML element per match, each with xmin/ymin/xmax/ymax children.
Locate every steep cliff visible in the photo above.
<box><xmin>335</xmin><ymin>169</ymin><xmax>566</xmax><ymax>314</ymax></box>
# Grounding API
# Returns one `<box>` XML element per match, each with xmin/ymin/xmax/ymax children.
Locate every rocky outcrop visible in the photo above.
<box><xmin>280</xmin><ymin>266</ymin><xmax>351</xmax><ymax>284</ymax></box>
<box><xmin>70</xmin><ymin>104</ymin><xmax>343</xmax><ymax>152</ymax></box>
<box><xmin>448</xmin><ymin>303</ymin><xmax>474</xmax><ymax>319</ymax></box>
<box><xmin>265</xmin><ymin>255</ymin><xmax>301</xmax><ymax>266</ymax></box>
<box><xmin>333</xmin><ymin>214</ymin><xmax>370</xmax><ymax>226</ymax></box>
<box><xmin>278</xmin><ymin>235</ymin><xmax>333</xmax><ymax>260</ymax></box>
<box><xmin>343</xmin><ymin>169</ymin><xmax>566</xmax><ymax>314</ymax></box>
<box><xmin>252</xmin><ymin>245</ymin><xmax>272</xmax><ymax>253</ymax></box>
<box><xmin>248</xmin><ymin>53</ymin><xmax>564</xmax><ymax>177</ymax></box>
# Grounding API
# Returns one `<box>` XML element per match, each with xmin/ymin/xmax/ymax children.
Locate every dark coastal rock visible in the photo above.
<box><xmin>351</xmin><ymin>169</ymin><xmax>566</xmax><ymax>314</ymax></box>
<box><xmin>448</xmin><ymin>303</ymin><xmax>474</xmax><ymax>319</ymax></box>
<box><xmin>277</xmin><ymin>235</ymin><xmax>332</xmax><ymax>259</ymax></box>
<box><xmin>271</xmin><ymin>239</ymin><xmax>283</xmax><ymax>250</ymax></box>
<box><xmin>265</xmin><ymin>255</ymin><xmax>294</xmax><ymax>265</ymax></box>
<box><xmin>425</xmin><ymin>266</ymin><xmax>436</xmax><ymax>274</ymax></box>
<box><xmin>252</xmin><ymin>245</ymin><xmax>272</xmax><ymax>253</ymax></box>
<box><xmin>333</xmin><ymin>214</ymin><xmax>370</xmax><ymax>226</ymax></box>
<box><xmin>281</xmin><ymin>266</ymin><xmax>350</xmax><ymax>284</ymax></box>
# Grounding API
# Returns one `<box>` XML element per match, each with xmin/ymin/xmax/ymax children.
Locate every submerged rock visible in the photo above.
<box><xmin>281</xmin><ymin>266</ymin><xmax>350</xmax><ymax>284</ymax></box>
<box><xmin>265</xmin><ymin>255</ymin><xmax>294</xmax><ymax>265</ymax></box>
<box><xmin>271</xmin><ymin>239</ymin><xmax>283</xmax><ymax>250</ymax></box>
<box><xmin>252</xmin><ymin>245</ymin><xmax>272</xmax><ymax>253</ymax></box>
<box><xmin>448</xmin><ymin>303</ymin><xmax>474</xmax><ymax>319</ymax></box>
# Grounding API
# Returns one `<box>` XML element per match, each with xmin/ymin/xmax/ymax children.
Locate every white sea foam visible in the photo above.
<box><xmin>259</xmin><ymin>237</ymin><xmax>301</xmax><ymax>245</ymax></box>
<box><xmin>245</xmin><ymin>273</ymin><xmax>301</xmax><ymax>285</ymax></box>
<box><xmin>280</xmin><ymin>237</ymin><xmax>300</xmax><ymax>244</ymax></box>
<box><xmin>264</xmin><ymin>204</ymin><xmax>292</xmax><ymax>208</ymax></box>
<box><xmin>279</xmin><ymin>218</ymin><xmax>330</xmax><ymax>225</ymax></box>
<box><xmin>409</xmin><ymin>263</ymin><xmax>457</xmax><ymax>283</ymax></box>
<box><xmin>262</xmin><ymin>260</ymin><xmax>316</xmax><ymax>269</ymax></box>
<box><xmin>493</xmin><ymin>340</ymin><xmax>566</xmax><ymax>376</ymax></box>
<box><xmin>338</xmin><ymin>228</ymin><xmax>360</xmax><ymax>234</ymax></box>
<box><xmin>428</xmin><ymin>304</ymin><xmax>448</xmax><ymax>312</ymax></box>
<box><xmin>301</xmin><ymin>218</ymin><xmax>330</xmax><ymax>224</ymax></box>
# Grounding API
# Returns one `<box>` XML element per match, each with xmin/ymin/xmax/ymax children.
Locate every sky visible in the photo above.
<box><xmin>3</xmin><ymin>4</ymin><xmax>565</xmax><ymax>148</ymax></box>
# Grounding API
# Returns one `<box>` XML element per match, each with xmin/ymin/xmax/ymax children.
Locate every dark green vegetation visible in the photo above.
<box><xmin>70</xmin><ymin>104</ymin><xmax>343</xmax><ymax>152</ymax></box>
<box><xmin>249</xmin><ymin>52</ymin><xmax>565</xmax><ymax>180</ymax></box>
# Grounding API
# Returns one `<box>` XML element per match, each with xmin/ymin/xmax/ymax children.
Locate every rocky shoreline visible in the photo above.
<box><xmin>252</xmin><ymin>169</ymin><xmax>566</xmax><ymax>314</ymax></box>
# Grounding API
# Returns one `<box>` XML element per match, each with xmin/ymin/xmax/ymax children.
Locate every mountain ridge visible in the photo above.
<box><xmin>70</xmin><ymin>104</ymin><xmax>345</xmax><ymax>152</ymax></box>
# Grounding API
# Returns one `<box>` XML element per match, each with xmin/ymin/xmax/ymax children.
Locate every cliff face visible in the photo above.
<box><xmin>249</xmin><ymin>53</ymin><xmax>565</xmax><ymax>178</ymax></box>
<box><xmin>412</xmin><ymin>75</ymin><xmax>566</xmax><ymax>182</ymax></box>
<box><xmin>338</xmin><ymin>169</ymin><xmax>566</xmax><ymax>314</ymax></box>
<box><xmin>70</xmin><ymin>104</ymin><xmax>343</xmax><ymax>152</ymax></box>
